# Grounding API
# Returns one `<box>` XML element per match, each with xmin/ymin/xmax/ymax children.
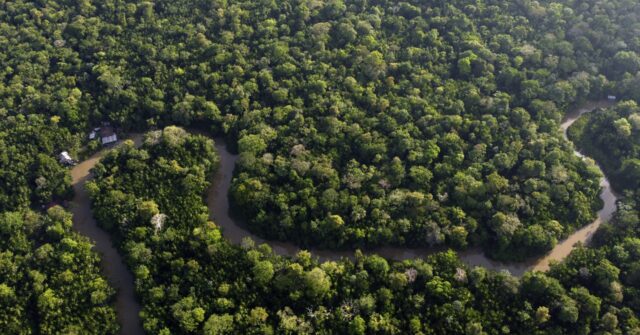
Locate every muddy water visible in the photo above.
<box><xmin>67</xmin><ymin>100</ymin><xmax>618</xmax><ymax>334</ymax></box>
<box><xmin>526</xmin><ymin>100</ymin><xmax>619</xmax><ymax>272</ymax></box>
<box><xmin>70</xmin><ymin>136</ymin><xmax>144</xmax><ymax>335</ymax></box>
<box><xmin>207</xmin><ymin>101</ymin><xmax>619</xmax><ymax>276</ymax></box>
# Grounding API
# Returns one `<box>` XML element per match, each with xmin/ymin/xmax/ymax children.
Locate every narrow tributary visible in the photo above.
<box><xmin>70</xmin><ymin>136</ymin><xmax>145</xmax><ymax>335</ymax></box>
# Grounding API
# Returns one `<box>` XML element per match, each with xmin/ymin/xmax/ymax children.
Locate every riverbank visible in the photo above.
<box><xmin>70</xmin><ymin>136</ymin><xmax>145</xmax><ymax>335</ymax></box>
<box><xmin>207</xmin><ymin>100</ymin><xmax>619</xmax><ymax>276</ymax></box>
<box><xmin>67</xmin><ymin>100</ymin><xmax>618</xmax><ymax>333</ymax></box>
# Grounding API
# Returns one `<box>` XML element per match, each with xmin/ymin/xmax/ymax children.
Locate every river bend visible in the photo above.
<box><xmin>70</xmin><ymin>136</ymin><xmax>145</xmax><ymax>335</ymax></box>
<box><xmin>69</xmin><ymin>101</ymin><xmax>617</xmax><ymax>333</ymax></box>
<box><xmin>206</xmin><ymin>100</ymin><xmax>619</xmax><ymax>276</ymax></box>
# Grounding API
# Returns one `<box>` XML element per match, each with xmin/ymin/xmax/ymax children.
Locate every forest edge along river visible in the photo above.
<box><xmin>70</xmin><ymin>135</ymin><xmax>145</xmax><ymax>335</ymax></box>
<box><xmin>207</xmin><ymin>100</ymin><xmax>620</xmax><ymax>276</ymax></box>
<box><xmin>69</xmin><ymin>100</ymin><xmax>618</xmax><ymax>333</ymax></box>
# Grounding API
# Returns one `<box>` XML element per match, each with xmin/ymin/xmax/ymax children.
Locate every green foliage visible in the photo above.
<box><xmin>0</xmin><ymin>115</ymin><xmax>76</xmax><ymax>211</ymax></box>
<box><xmin>203</xmin><ymin>313</ymin><xmax>234</xmax><ymax>335</ymax></box>
<box><xmin>0</xmin><ymin>209</ymin><xmax>118</xmax><ymax>334</ymax></box>
<box><xmin>86</xmin><ymin>128</ymin><xmax>640</xmax><ymax>334</ymax></box>
<box><xmin>172</xmin><ymin>297</ymin><xmax>206</xmax><ymax>332</ymax></box>
<box><xmin>2</xmin><ymin>0</ymin><xmax>624</xmax><ymax>259</ymax></box>
<box><xmin>569</xmin><ymin>100</ymin><xmax>640</xmax><ymax>192</ymax></box>
<box><xmin>5</xmin><ymin>0</ymin><xmax>640</xmax><ymax>333</ymax></box>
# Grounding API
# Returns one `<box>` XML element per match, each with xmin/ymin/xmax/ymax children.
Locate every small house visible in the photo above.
<box><xmin>59</xmin><ymin>151</ymin><xmax>75</xmax><ymax>166</ymax></box>
<box><xmin>608</xmin><ymin>95</ymin><xmax>617</xmax><ymax>101</ymax></box>
<box><xmin>100</xmin><ymin>126</ymin><xmax>118</xmax><ymax>145</ymax></box>
<box><xmin>88</xmin><ymin>127</ymin><xmax>100</xmax><ymax>140</ymax></box>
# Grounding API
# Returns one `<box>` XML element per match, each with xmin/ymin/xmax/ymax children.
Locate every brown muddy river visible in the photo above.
<box><xmin>208</xmin><ymin>100</ymin><xmax>619</xmax><ymax>276</ymax></box>
<box><xmin>70</xmin><ymin>101</ymin><xmax>617</xmax><ymax>333</ymax></box>
<box><xmin>70</xmin><ymin>136</ymin><xmax>144</xmax><ymax>335</ymax></box>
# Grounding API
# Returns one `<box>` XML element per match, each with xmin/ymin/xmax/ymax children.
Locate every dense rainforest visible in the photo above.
<box><xmin>0</xmin><ymin>208</ymin><xmax>118</xmax><ymax>334</ymax></box>
<box><xmin>0</xmin><ymin>115</ymin><xmax>77</xmax><ymax>211</ymax></box>
<box><xmin>568</xmin><ymin>100</ymin><xmax>640</xmax><ymax>192</ymax></box>
<box><xmin>7</xmin><ymin>0</ymin><xmax>637</xmax><ymax>259</ymax></box>
<box><xmin>2</xmin><ymin>0</ymin><xmax>640</xmax><ymax>333</ymax></box>
<box><xmin>88</xmin><ymin>127</ymin><xmax>640</xmax><ymax>334</ymax></box>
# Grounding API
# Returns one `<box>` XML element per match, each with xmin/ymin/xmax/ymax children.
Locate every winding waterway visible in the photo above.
<box><xmin>206</xmin><ymin>100</ymin><xmax>619</xmax><ymax>276</ymax></box>
<box><xmin>69</xmin><ymin>101</ymin><xmax>617</xmax><ymax>333</ymax></box>
<box><xmin>70</xmin><ymin>136</ymin><xmax>145</xmax><ymax>335</ymax></box>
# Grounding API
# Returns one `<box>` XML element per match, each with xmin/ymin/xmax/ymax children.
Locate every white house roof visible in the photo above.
<box><xmin>101</xmin><ymin>134</ymin><xmax>118</xmax><ymax>145</ymax></box>
<box><xmin>59</xmin><ymin>152</ymin><xmax>74</xmax><ymax>164</ymax></box>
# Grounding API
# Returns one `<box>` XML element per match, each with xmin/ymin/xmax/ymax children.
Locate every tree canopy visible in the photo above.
<box><xmin>84</xmin><ymin>127</ymin><xmax>640</xmax><ymax>334</ymax></box>
<box><xmin>0</xmin><ymin>208</ymin><xmax>118</xmax><ymax>334</ymax></box>
<box><xmin>4</xmin><ymin>0</ymin><xmax>640</xmax><ymax>333</ymax></box>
